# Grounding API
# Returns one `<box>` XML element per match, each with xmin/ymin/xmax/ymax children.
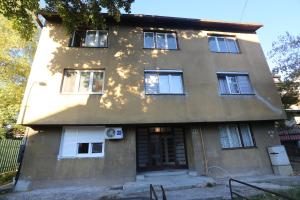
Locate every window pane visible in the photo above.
<box><xmin>166</xmin><ymin>33</ymin><xmax>177</xmax><ymax>49</ymax></box>
<box><xmin>237</xmin><ymin>75</ymin><xmax>253</xmax><ymax>94</ymax></box>
<box><xmin>156</xmin><ymin>33</ymin><xmax>166</xmax><ymax>49</ymax></box>
<box><xmin>219</xmin><ymin>126</ymin><xmax>230</xmax><ymax>148</ymax></box>
<box><xmin>218</xmin><ymin>75</ymin><xmax>230</xmax><ymax>94</ymax></box>
<box><xmin>159</xmin><ymin>75</ymin><xmax>170</xmax><ymax>93</ymax></box>
<box><xmin>217</xmin><ymin>38</ymin><xmax>227</xmax><ymax>52</ymax></box>
<box><xmin>85</xmin><ymin>31</ymin><xmax>97</xmax><ymax>47</ymax></box>
<box><xmin>226</xmin><ymin>39</ymin><xmax>239</xmax><ymax>53</ymax></box>
<box><xmin>92</xmin><ymin>72</ymin><xmax>104</xmax><ymax>93</ymax></box>
<box><xmin>98</xmin><ymin>32</ymin><xmax>107</xmax><ymax>47</ymax></box>
<box><xmin>170</xmin><ymin>74</ymin><xmax>183</xmax><ymax>93</ymax></box>
<box><xmin>228</xmin><ymin>125</ymin><xmax>242</xmax><ymax>148</ymax></box>
<box><xmin>145</xmin><ymin>73</ymin><xmax>159</xmax><ymax>94</ymax></box>
<box><xmin>78</xmin><ymin>143</ymin><xmax>89</xmax><ymax>154</ymax></box>
<box><xmin>92</xmin><ymin>143</ymin><xmax>103</xmax><ymax>153</ymax></box>
<box><xmin>72</xmin><ymin>31</ymin><xmax>86</xmax><ymax>47</ymax></box>
<box><xmin>208</xmin><ymin>37</ymin><xmax>218</xmax><ymax>52</ymax></box>
<box><xmin>144</xmin><ymin>32</ymin><xmax>155</xmax><ymax>48</ymax></box>
<box><xmin>227</xmin><ymin>76</ymin><xmax>240</xmax><ymax>94</ymax></box>
<box><xmin>240</xmin><ymin>124</ymin><xmax>254</xmax><ymax>147</ymax></box>
<box><xmin>62</xmin><ymin>70</ymin><xmax>77</xmax><ymax>93</ymax></box>
<box><xmin>78</xmin><ymin>72</ymin><xmax>91</xmax><ymax>92</ymax></box>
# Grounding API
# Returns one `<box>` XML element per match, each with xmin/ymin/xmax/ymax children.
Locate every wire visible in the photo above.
<box><xmin>240</xmin><ymin>0</ymin><xmax>249</xmax><ymax>21</ymax></box>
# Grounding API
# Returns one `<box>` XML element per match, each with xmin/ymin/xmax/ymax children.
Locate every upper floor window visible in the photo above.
<box><xmin>62</xmin><ymin>69</ymin><xmax>104</xmax><ymax>94</ymax></box>
<box><xmin>208</xmin><ymin>36</ymin><xmax>239</xmax><ymax>53</ymax></box>
<box><xmin>219</xmin><ymin>124</ymin><xmax>255</xmax><ymax>149</ymax></box>
<box><xmin>145</xmin><ymin>70</ymin><xmax>184</xmax><ymax>94</ymax></box>
<box><xmin>71</xmin><ymin>30</ymin><xmax>108</xmax><ymax>48</ymax></box>
<box><xmin>217</xmin><ymin>73</ymin><xmax>254</xmax><ymax>95</ymax></box>
<box><xmin>144</xmin><ymin>32</ymin><xmax>178</xmax><ymax>50</ymax></box>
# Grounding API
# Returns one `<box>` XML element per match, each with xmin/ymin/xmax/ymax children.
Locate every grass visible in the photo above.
<box><xmin>248</xmin><ymin>186</ymin><xmax>300</xmax><ymax>200</ymax></box>
<box><xmin>0</xmin><ymin>171</ymin><xmax>17</xmax><ymax>186</ymax></box>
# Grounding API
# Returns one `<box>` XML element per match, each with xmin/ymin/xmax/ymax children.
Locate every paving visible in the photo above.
<box><xmin>0</xmin><ymin>175</ymin><xmax>300</xmax><ymax>200</ymax></box>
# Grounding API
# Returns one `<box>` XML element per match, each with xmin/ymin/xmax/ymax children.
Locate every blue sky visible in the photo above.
<box><xmin>129</xmin><ymin>0</ymin><xmax>300</xmax><ymax>68</ymax></box>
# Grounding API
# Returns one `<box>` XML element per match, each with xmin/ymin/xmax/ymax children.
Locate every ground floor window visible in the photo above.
<box><xmin>219</xmin><ymin>124</ymin><xmax>255</xmax><ymax>149</ymax></box>
<box><xmin>59</xmin><ymin>126</ymin><xmax>105</xmax><ymax>158</ymax></box>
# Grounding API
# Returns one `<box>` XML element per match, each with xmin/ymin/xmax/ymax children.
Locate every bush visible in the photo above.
<box><xmin>0</xmin><ymin>171</ymin><xmax>16</xmax><ymax>186</ymax></box>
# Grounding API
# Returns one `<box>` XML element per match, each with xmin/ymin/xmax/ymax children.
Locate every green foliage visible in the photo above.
<box><xmin>269</xmin><ymin>32</ymin><xmax>300</xmax><ymax>108</ymax></box>
<box><xmin>0</xmin><ymin>0</ymin><xmax>135</xmax><ymax>40</ymax></box>
<box><xmin>0</xmin><ymin>15</ymin><xmax>36</xmax><ymax>139</ymax></box>
<box><xmin>0</xmin><ymin>171</ymin><xmax>17</xmax><ymax>186</ymax></box>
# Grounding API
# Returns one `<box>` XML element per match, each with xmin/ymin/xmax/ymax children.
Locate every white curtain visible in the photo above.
<box><xmin>218</xmin><ymin>76</ymin><xmax>229</xmax><ymax>94</ymax></box>
<box><xmin>219</xmin><ymin>126</ymin><xmax>230</xmax><ymax>148</ymax></box>
<box><xmin>228</xmin><ymin>125</ymin><xmax>241</xmax><ymax>148</ymax></box>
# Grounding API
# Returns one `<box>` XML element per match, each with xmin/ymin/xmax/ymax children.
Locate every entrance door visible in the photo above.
<box><xmin>137</xmin><ymin>127</ymin><xmax>187</xmax><ymax>171</ymax></box>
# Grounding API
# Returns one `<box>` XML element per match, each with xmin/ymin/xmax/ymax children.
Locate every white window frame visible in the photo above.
<box><xmin>144</xmin><ymin>70</ymin><xmax>184</xmax><ymax>94</ymax></box>
<box><xmin>217</xmin><ymin>72</ymin><xmax>254</xmax><ymax>95</ymax></box>
<box><xmin>208</xmin><ymin>36</ymin><xmax>239</xmax><ymax>53</ymax></box>
<box><xmin>71</xmin><ymin>30</ymin><xmax>108</xmax><ymax>47</ymax></box>
<box><xmin>144</xmin><ymin>32</ymin><xmax>155</xmax><ymax>48</ymax></box>
<box><xmin>59</xmin><ymin>126</ymin><xmax>105</xmax><ymax>159</ymax></box>
<box><xmin>144</xmin><ymin>32</ymin><xmax>178</xmax><ymax>50</ymax></box>
<box><xmin>62</xmin><ymin>69</ymin><xmax>105</xmax><ymax>94</ymax></box>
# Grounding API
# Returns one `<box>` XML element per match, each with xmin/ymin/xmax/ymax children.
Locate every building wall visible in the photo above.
<box><xmin>193</xmin><ymin>121</ymin><xmax>280</xmax><ymax>177</ymax></box>
<box><xmin>18</xmin><ymin>22</ymin><xmax>284</xmax><ymax>125</ymax></box>
<box><xmin>18</xmin><ymin>127</ymin><xmax>136</xmax><ymax>190</ymax></box>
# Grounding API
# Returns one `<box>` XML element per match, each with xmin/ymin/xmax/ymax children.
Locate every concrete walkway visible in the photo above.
<box><xmin>0</xmin><ymin>175</ymin><xmax>300</xmax><ymax>200</ymax></box>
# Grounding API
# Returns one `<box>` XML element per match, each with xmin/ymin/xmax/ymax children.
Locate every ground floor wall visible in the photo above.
<box><xmin>16</xmin><ymin>121</ymin><xmax>281</xmax><ymax>190</ymax></box>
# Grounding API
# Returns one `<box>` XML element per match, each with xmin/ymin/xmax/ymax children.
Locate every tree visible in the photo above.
<box><xmin>0</xmin><ymin>0</ymin><xmax>134</xmax><ymax>40</ymax></box>
<box><xmin>269</xmin><ymin>32</ymin><xmax>300</xmax><ymax>109</ymax></box>
<box><xmin>0</xmin><ymin>15</ymin><xmax>37</xmax><ymax>139</ymax></box>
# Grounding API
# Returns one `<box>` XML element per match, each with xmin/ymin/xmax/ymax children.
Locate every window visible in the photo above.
<box><xmin>217</xmin><ymin>73</ymin><xmax>254</xmax><ymax>95</ymax></box>
<box><xmin>62</xmin><ymin>69</ymin><xmax>104</xmax><ymax>94</ymax></box>
<box><xmin>208</xmin><ymin>36</ymin><xmax>239</xmax><ymax>53</ymax></box>
<box><xmin>59</xmin><ymin>127</ymin><xmax>105</xmax><ymax>158</ymax></box>
<box><xmin>71</xmin><ymin>30</ymin><xmax>108</xmax><ymax>47</ymax></box>
<box><xmin>145</xmin><ymin>70</ymin><xmax>184</xmax><ymax>94</ymax></box>
<box><xmin>144</xmin><ymin>32</ymin><xmax>178</xmax><ymax>50</ymax></box>
<box><xmin>219</xmin><ymin>124</ymin><xmax>254</xmax><ymax>149</ymax></box>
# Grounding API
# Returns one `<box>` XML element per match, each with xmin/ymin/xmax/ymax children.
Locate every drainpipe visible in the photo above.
<box><xmin>199</xmin><ymin>126</ymin><xmax>208</xmax><ymax>175</ymax></box>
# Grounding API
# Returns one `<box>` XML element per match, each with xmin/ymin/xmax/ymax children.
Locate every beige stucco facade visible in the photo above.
<box><xmin>16</xmin><ymin>15</ymin><xmax>286</xmax><ymax>190</ymax></box>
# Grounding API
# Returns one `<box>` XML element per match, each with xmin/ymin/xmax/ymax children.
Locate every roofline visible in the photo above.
<box><xmin>39</xmin><ymin>12</ymin><xmax>263</xmax><ymax>33</ymax></box>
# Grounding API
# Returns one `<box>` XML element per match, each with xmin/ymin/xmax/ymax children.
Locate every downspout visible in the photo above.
<box><xmin>199</xmin><ymin>126</ymin><xmax>208</xmax><ymax>175</ymax></box>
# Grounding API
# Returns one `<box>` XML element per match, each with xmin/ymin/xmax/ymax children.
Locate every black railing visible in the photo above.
<box><xmin>150</xmin><ymin>184</ymin><xmax>167</xmax><ymax>200</ymax></box>
<box><xmin>229</xmin><ymin>178</ymin><xmax>296</xmax><ymax>200</ymax></box>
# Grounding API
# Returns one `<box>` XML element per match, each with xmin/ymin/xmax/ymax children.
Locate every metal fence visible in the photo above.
<box><xmin>0</xmin><ymin>139</ymin><xmax>22</xmax><ymax>174</ymax></box>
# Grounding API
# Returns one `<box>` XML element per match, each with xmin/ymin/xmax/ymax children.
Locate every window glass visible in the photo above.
<box><xmin>169</xmin><ymin>74</ymin><xmax>183</xmax><ymax>93</ymax></box>
<box><xmin>228</xmin><ymin>125</ymin><xmax>241</xmax><ymax>148</ymax></box>
<box><xmin>92</xmin><ymin>72</ymin><xmax>104</xmax><ymax>93</ymax></box>
<box><xmin>227</xmin><ymin>76</ymin><xmax>240</xmax><ymax>94</ymax></box>
<box><xmin>240</xmin><ymin>124</ymin><xmax>254</xmax><ymax>147</ymax></box>
<box><xmin>92</xmin><ymin>143</ymin><xmax>103</xmax><ymax>153</ymax></box>
<box><xmin>144</xmin><ymin>32</ymin><xmax>155</xmax><ymax>48</ymax></box>
<box><xmin>226</xmin><ymin>38</ymin><xmax>238</xmax><ymax>53</ymax></box>
<box><xmin>85</xmin><ymin>31</ymin><xmax>97</xmax><ymax>47</ymax></box>
<box><xmin>218</xmin><ymin>75</ymin><xmax>229</xmax><ymax>94</ymax></box>
<box><xmin>166</xmin><ymin>33</ymin><xmax>177</xmax><ymax>49</ymax></box>
<box><xmin>156</xmin><ymin>33</ymin><xmax>166</xmax><ymax>49</ymax></box>
<box><xmin>98</xmin><ymin>32</ymin><xmax>107</xmax><ymax>47</ymax></box>
<box><xmin>159</xmin><ymin>75</ymin><xmax>170</xmax><ymax>93</ymax></box>
<box><xmin>237</xmin><ymin>75</ymin><xmax>253</xmax><ymax>94</ymax></box>
<box><xmin>78</xmin><ymin>143</ymin><xmax>89</xmax><ymax>154</ymax></box>
<box><xmin>219</xmin><ymin>126</ymin><xmax>230</xmax><ymax>148</ymax></box>
<box><xmin>217</xmin><ymin>38</ymin><xmax>227</xmax><ymax>52</ymax></box>
<box><xmin>145</xmin><ymin>73</ymin><xmax>159</xmax><ymax>94</ymax></box>
<box><xmin>78</xmin><ymin>72</ymin><xmax>91</xmax><ymax>92</ymax></box>
<box><xmin>208</xmin><ymin>37</ymin><xmax>218</xmax><ymax>52</ymax></box>
<box><xmin>62</xmin><ymin>70</ymin><xmax>77</xmax><ymax>93</ymax></box>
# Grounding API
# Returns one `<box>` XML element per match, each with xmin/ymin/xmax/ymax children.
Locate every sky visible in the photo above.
<box><xmin>129</xmin><ymin>0</ymin><xmax>300</xmax><ymax>68</ymax></box>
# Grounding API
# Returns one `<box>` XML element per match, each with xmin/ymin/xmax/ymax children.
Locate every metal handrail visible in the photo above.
<box><xmin>229</xmin><ymin>178</ymin><xmax>296</xmax><ymax>200</ymax></box>
<box><xmin>150</xmin><ymin>184</ymin><xmax>167</xmax><ymax>200</ymax></box>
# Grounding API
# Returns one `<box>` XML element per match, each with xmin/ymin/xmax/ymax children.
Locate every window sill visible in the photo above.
<box><xmin>210</xmin><ymin>51</ymin><xmax>240</xmax><ymax>54</ymax></box>
<box><xmin>222</xmin><ymin>146</ymin><xmax>257</xmax><ymax>150</ymax></box>
<box><xmin>57</xmin><ymin>155</ymin><xmax>104</xmax><ymax>160</ymax></box>
<box><xmin>145</xmin><ymin>93</ymin><xmax>186</xmax><ymax>96</ymax></box>
<box><xmin>68</xmin><ymin>46</ymin><xmax>108</xmax><ymax>49</ymax></box>
<box><xmin>143</xmin><ymin>47</ymin><xmax>179</xmax><ymax>51</ymax></box>
<box><xmin>220</xmin><ymin>93</ymin><xmax>255</xmax><ymax>96</ymax></box>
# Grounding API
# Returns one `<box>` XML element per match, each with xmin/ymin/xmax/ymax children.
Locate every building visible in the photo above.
<box><xmin>16</xmin><ymin>13</ymin><xmax>286</xmax><ymax>190</ymax></box>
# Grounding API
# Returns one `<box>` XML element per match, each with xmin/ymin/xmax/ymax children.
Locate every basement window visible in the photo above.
<box><xmin>71</xmin><ymin>30</ymin><xmax>108</xmax><ymax>48</ymax></box>
<box><xmin>61</xmin><ymin>69</ymin><xmax>105</xmax><ymax>94</ymax></box>
<box><xmin>219</xmin><ymin>124</ymin><xmax>255</xmax><ymax>149</ymax></box>
<box><xmin>208</xmin><ymin>36</ymin><xmax>239</xmax><ymax>53</ymax></box>
<box><xmin>59</xmin><ymin>127</ymin><xmax>105</xmax><ymax>158</ymax></box>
